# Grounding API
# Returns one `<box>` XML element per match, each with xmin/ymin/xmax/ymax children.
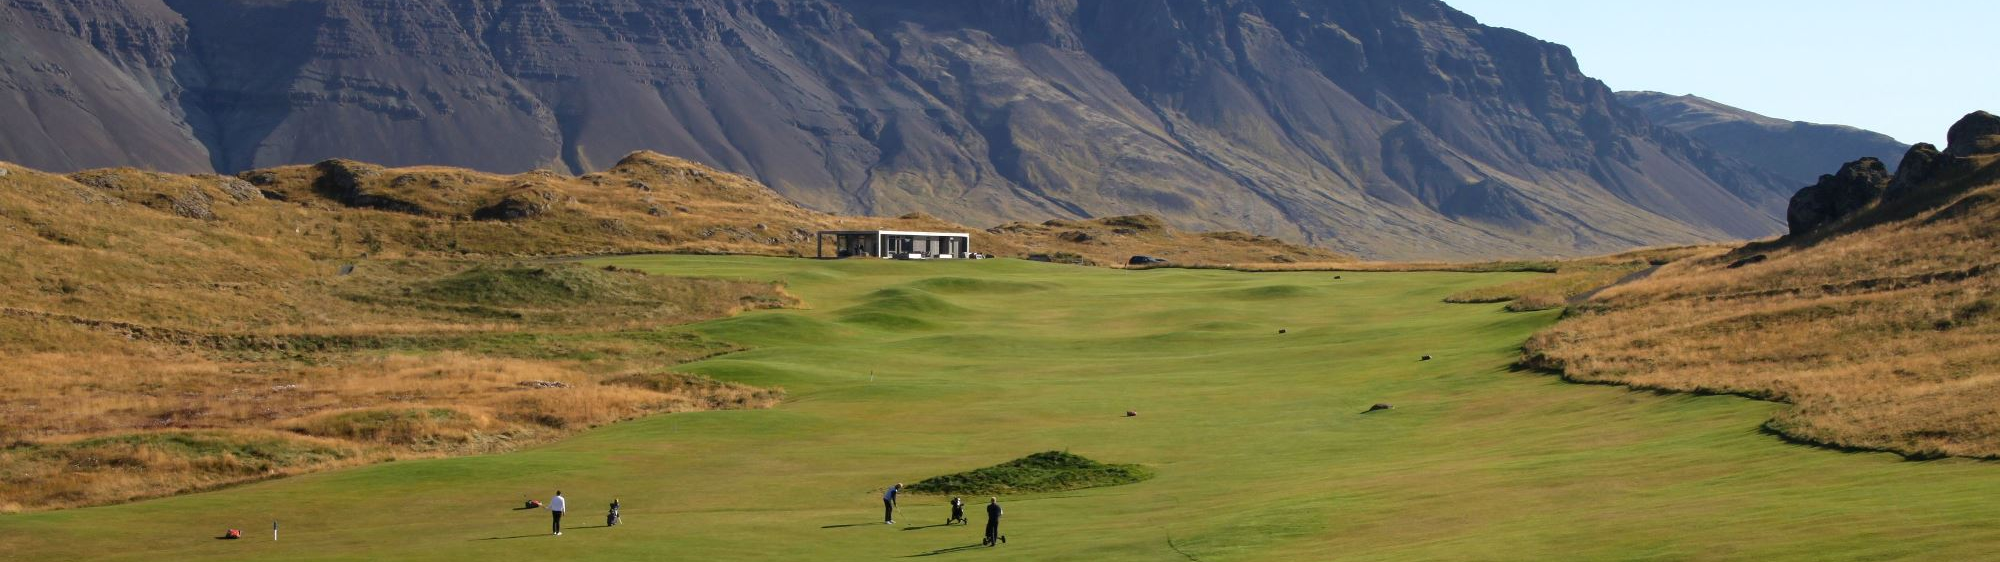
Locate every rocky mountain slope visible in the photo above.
<box><xmin>1619</xmin><ymin>91</ymin><xmax>1910</xmax><ymax>191</ymax></box>
<box><xmin>1</xmin><ymin>0</ymin><xmax>1797</xmax><ymax>259</ymax></box>
<box><xmin>1527</xmin><ymin>110</ymin><xmax>2000</xmax><ymax>459</ymax></box>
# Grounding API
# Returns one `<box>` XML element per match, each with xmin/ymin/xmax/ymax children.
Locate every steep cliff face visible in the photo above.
<box><xmin>0</xmin><ymin>0</ymin><xmax>206</xmax><ymax>172</ymax></box>
<box><xmin>0</xmin><ymin>0</ymin><xmax>1795</xmax><ymax>259</ymax></box>
<box><xmin>1619</xmin><ymin>91</ymin><xmax>1910</xmax><ymax>196</ymax></box>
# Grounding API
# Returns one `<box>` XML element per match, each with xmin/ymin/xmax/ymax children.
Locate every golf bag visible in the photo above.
<box><xmin>224</xmin><ymin>529</ymin><xmax>242</xmax><ymax>540</ymax></box>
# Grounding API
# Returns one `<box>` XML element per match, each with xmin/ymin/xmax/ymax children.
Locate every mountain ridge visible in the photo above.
<box><xmin>5</xmin><ymin>0</ymin><xmax>1801</xmax><ymax>259</ymax></box>
<box><xmin>1618</xmin><ymin>91</ymin><xmax>1911</xmax><ymax>191</ymax></box>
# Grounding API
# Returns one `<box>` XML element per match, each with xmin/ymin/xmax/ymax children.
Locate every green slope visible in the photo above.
<box><xmin>4</xmin><ymin>256</ymin><xmax>1999</xmax><ymax>561</ymax></box>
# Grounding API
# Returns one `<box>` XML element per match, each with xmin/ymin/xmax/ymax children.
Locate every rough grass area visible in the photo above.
<box><xmin>0</xmin><ymin>431</ymin><xmax>361</xmax><ymax>513</ymax></box>
<box><xmin>906</xmin><ymin>451</ymin><xmax>1153</xmax><ymax>495</ymax></box>
<box><xmin>284</xmin><ymin>407</ymin><xmax>494</xmax><ymax>446</ymax></box>
<box><xmin>1528</xmin><ymin>155</ymin><xmax>2000</xmax><ymax>459</ymax></box>
<box><xmin>1441</xmin><ymin>246</ymin><xmax>1715</xmax><ymax>310</ymax></box>
<box><xmin>0</xmin><ymin>255</ymin><xmax>790</xmax><ymax>510</ymax></box>
<box><xmin>601</xmin><ymin>372</ymin><xmax>785</xmax><ymax>410</ymax></box>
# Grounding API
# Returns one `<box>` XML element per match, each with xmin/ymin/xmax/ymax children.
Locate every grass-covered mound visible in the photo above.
<box><xmin>906</xmin><ymin>451</ymin><xmax>1153</xmax><ymax>495</ymax></box>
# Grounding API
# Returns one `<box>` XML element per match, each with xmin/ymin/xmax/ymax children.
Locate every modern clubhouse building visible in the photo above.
<box><xmin>816</xmin><ymin>230</ymin><xmax>973</xmax><ymax>260</ymax></box>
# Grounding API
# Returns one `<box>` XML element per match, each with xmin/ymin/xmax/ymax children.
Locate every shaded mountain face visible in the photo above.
<box><xmin>1</xmin><ymin>0</ymin><xmax>1793</xmax><ymax>259</ymax></box>
<box><xmin>1618</xmin><ymin>91</ymin><xmax>1910</xmax><ymax>193</ymax></box>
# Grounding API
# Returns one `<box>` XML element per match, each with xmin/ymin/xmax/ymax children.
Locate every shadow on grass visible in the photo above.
<box><xmin>820</xmin><ymin>523</ymin><xmax>879</xmax><ymax>529</ymax></box>
<box><xmin>474</xmin><ymin>534</ymin><xmax>547</xmax><ymax>541</ymax></box>
<box><xmin>474</xmin><ymin>525</ymin><xmax>611</xmax><ymax>541</ymax></box>
<box><xmin>900</xmin><ymin>523</ymin><xmax>953</xmax><ymax>531</ymax></box>
<box><xmin>903</xmin><ymin>543</ymin><xmax>987</xmax><ymax>557</ymax></box>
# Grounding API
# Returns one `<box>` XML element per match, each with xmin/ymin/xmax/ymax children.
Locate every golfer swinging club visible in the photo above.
<box><xmin>548</xmin><ymin>490</ymin><xmax>567</xmax><ymax>536</ymax></box>
<box><xmin>883</xmin><ymin>483</ymin><xmax>902</xmax><ymax>525</ymax></box>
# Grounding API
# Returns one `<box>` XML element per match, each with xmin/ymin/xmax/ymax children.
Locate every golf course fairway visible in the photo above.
<box><xmin>5</xmin><ymin>256</ymin><xmax>1998</xmax><ymax>561</ymax></box>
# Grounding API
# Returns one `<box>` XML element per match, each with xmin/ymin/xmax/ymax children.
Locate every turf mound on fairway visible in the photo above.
<box><xmin>908</xmin><ymin>276</ymin><xmax>1053</xmax><ymax>294</ymax></box>
<box><xmin>906</xmin><ymin>451</ymin><xmax>1153</xmax><ymax>495</ymax></box>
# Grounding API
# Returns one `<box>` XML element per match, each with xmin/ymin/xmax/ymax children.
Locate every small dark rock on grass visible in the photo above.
<box><xmin>1363</xmin><ymin>403</ymin><xmax>1393</xmax><ymax>413</ymax></box>
<box><xmin>1420</xmin><ymin>355</ymin><xmax>1432</xmax><ymax>361</ymax></box>
<box><xmin>1278</xmin><ymin>329</ymin><xmax>1288</xmax><ymax>334</ymax></box>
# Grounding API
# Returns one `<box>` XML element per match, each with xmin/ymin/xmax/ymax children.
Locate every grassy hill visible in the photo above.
<box><xmin>1527</xmin><ymin>114</ymin><xmax>2000</xmax><ymax>459</ymax></box>
<box><xmin>3</xmin><ymin>257</ymin><xmax>2000</xmax><ymax>560</ymax></box>
<box><xmin>0</xmin><ymin>153</ymin><xmax>1342</xmax><ymax>511</ymax></box>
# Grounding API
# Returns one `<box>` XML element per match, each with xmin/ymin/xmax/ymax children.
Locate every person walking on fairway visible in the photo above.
<box><xmin>883</xmin><ymin>483</ymin><xmax>902</xmax><ymax>525</ymax></box>
<box><xmin>983</xmin><ymin>497</ymin><xmax>1006</xmax><ymax>546</ymax></box>
<box><xmin>947</xmin><ymin>496</ymin><xmax>966</xmax><ymax>525</ymax></box>
<box><xmin>548</xmin><ymin>491</ymin><xmax>567</xmax><ymax>536</ymax></box>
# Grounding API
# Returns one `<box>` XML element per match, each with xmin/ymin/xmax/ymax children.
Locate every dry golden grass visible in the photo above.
<box><xmin>0</xmin><ymin>429</ymin><xmax>367</xmax><ymax>513</ymax></box>
<box><xmin>1525</xmin><ymin>155</ymin><xmax>2000</xmax><ymax>458</ymax></box>
<box><xmin>0</xmin><ymin>315</ymin><xmax>782</xmax><ymax>511</ymax></box>
<box><xmin>1440</xmin><ymin>247</ymin><xmax>1721</xmax><ymax>308</ymax></box>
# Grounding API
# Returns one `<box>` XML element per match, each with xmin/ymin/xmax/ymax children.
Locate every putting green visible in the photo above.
<box><xmin>6</xmin><ymin>256</ymin><xmax>1999</xmax><ymax>561</ymax></box>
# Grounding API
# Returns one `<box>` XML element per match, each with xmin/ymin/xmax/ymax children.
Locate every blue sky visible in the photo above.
<box><xmin>1444</xmin><ymin>0</ymin><xmax>1997</xmax><ymax>146</ymax></box>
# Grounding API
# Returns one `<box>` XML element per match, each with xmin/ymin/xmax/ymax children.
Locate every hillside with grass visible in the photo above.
<box><xmin>1527</xmin><ymin>111</ymin><xmax>2000</xmax><ymax>459</ymax></box>
<box><xmin>0</xmin><ymin>152</ymin><xmax>1340</xmax><ymax>511</ymax></box>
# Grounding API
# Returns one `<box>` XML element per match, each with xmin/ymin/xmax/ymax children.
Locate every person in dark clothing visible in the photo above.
<box><xmin>883</xmin><ymin>483</ymin><xmax>902</xmax><ymax>525</ymax></box>
<box><xmin>607</xmin><ymin>499</ymin><xmax>621</xmax><ymax>527</ymax></box>
<box><xmin>947</xmin><ymin>497</ymin><xmax>966</xmax><ymax>525</ymax></box>
<box><xmin>982</xmin><ymin>497</ymin><xmax>1006</xmax><ymax>546</ymax></box>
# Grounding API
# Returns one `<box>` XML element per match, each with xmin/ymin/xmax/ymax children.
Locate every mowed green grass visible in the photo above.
<box><xmin>6</xmin><ymin>256</ymin><xmax>2000</xmax><ymax>561</ymax></box>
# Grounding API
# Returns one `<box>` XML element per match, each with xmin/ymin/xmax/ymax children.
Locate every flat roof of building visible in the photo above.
<box><xmin>816</xmin><ymin>230</ymin><xmax>971</xmax><ymax>237</ymax></box>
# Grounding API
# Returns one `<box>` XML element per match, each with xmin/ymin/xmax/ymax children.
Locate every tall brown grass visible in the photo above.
<box><xmin>1438</xmin><ymin>247</ymin><xmax>1722</xmax><ymax>309</ymax></box>
<box><xmin>1525</xmin><ymin>155</ymin><xmax>2000</xmax><ymax>459</ymax></box>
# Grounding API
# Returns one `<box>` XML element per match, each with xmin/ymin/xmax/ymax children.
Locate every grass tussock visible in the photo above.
<box><xmin>1526</xmin><ymin>155</ymin><xmax>2000</xmax><ymax>458</ymax></box>
<box><xmin>905</xmin><ymin>451</ymin><xmax>1154</xmax><ymax>495</ymax></box>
